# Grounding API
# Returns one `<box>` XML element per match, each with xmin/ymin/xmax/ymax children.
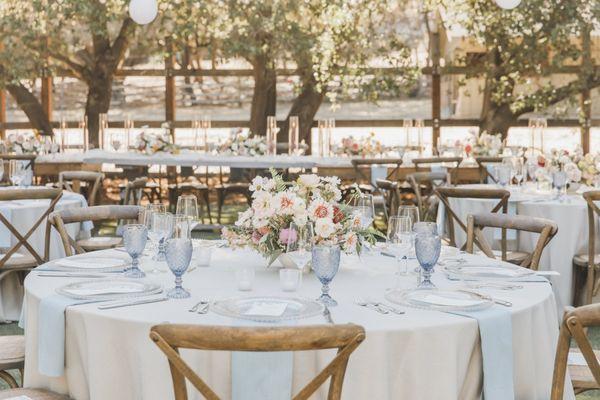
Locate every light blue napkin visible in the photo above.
<box><xmin>231</xmin><ymin>320</ymin><xmax>293</xmax><ymax>400</ymax></box>
<box><xmin>450</xmin><ymin>306</ymin><xmax>514</xmax><ymax>400</ymax></box>
<box><xmin>38</xmin><ymin>294</ymin><xmax>93</xmax><ymax>377</ymax></box>
<box><xmin>445</xmin><ymin>272</ymin><xmax>549</xmax><ymax>283</ymax></box>
<box><xmin>370</xmin><ymin>165</ymin><xmax>388</xmax><ymax>188</ymax></box>
<box><xmin>62</xmin><ymin>192</ymin><xmax>94</xmax><ymax>233</ymax></box>
<box><xmin>0</xmin><ymin>205</ymin><xmax>13</xmax><ymax>248</ymax></box>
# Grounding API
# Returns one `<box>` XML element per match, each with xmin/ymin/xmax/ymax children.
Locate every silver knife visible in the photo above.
<box><xmin>98</xmin><ymin>296</ymin><xmax>168</xmax><ymax>310</ymax></box>
<box><xmin>37</xmin><ymin>272</ymin><xmax>107</xmax><ymax>278</ymax></box>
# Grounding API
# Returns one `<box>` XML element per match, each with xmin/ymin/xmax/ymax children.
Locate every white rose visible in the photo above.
<box><xmin>298</xmin><ymin>174</ymin><xmax>320</xmax><ymax>188</ymax></box>
<box><xmin>314</xmin><ymin>218</ymin><xmax>336</xmax><ymax>238</ymax></box>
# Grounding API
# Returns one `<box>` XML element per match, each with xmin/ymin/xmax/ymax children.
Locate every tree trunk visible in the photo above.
<box><xmin>85</xmin><ymin>71</ymin><xmax>113</xmax><ymax>148</ymax></box>
<box><xmin>479</xmin><ymin>94</ymin><xmax>515</xmax><ymax>139</ymax></box>
<box><xmin>249</xmin><ymin>56</ymin><xmax>276</xmax><ymax>136</ymax></box>
<box><xmin>280</xmin><ymin>76</ymin><xmax>325</xmax><ymax>154</ymax></box>
<box><xmin>6</xmin><ymin>83</ymin><xmax>53</xmax><ymax>136</ymax></box>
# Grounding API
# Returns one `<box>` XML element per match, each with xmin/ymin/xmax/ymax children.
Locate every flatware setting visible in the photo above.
<box><xmin>189</xmin><ymin>300</ymin><xmax>210</xmax><ymax>314</ymax></box>
<box><xmin>98</xmin><ymin>295</ymin><xmax>169</xmax><ymax>310</ymax></box>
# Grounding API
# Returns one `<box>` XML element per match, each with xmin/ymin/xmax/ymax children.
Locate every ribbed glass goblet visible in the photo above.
<box><xmin>165</xmin><ymin>238</ymin><xmax>193</xmax><ymax>299</ymax></box>
<box><xmin>123</xmin><ymin>224</ymin><xmax>148</xmax><ymax>278</ymax></box>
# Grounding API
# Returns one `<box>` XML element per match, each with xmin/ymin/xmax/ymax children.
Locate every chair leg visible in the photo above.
<box><xmin>217</xmin><ymin>189</ymin><xmax>225</xmax><ymax>224</ymax></box>
<box><xmin>0</xmin><ymin>370</ymin><xmax>19</xmax><ymax>388</ymax></box>
<box><xmin>203</xmin><ymin>190</ymin><xmax>213</xmax><ymax>224</ymax></box>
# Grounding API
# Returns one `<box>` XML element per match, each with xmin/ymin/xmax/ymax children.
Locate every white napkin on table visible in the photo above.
<box><xmin>0</xmin><ymin>205</ymin><xmax>13</xmax><ymax>248</ymax></box>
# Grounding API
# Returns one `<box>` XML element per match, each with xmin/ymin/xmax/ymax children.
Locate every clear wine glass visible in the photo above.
<box><xmin>527</xmin><ymin>162</ymin><xmax>538</xmax><ymax>183</ymax></box>
<box><xmin>123</xmin><ymin>224</ymin><xmax>148</xmax><ymax>278</ymax></box>
<box><xmin>512</xmin><ymin>158</ymin><xmax>524</xmax><ymax>187</ymax></box>
<box><xmin>149</xmin><ymin>212</ymin><xmax>174</xmax><ymax>262</ymax></box>
<box><xmin>415</xmin><ymin>232</ymin><xmax>442</xmax><ymax>289</ymax></box>
<box><xmin>174</xmin><ymin>214</ymin><xmax>192</xmax><ymax>239</ymax></box>
<box><xmin>387</xmin><ymin>216</ymin><xmax>412</xmax><ymax>276</ymax></box>
<box><xmin>285</xmin><ymin>222</ymin><xmax>313</xmax><ymax>270</ymax></box>
<box><xmin>165</xmin><ymin>237</ymin><xmax>193</xmax><ymax>299</ymax></box>
<box><xmin>397</xmin><ymin>205</ymin><xmax>420</xmax><ymax>229</ymax></box>
<box><xmin>353</xmin><ymin>194</ymin><xmax>375</xmax><ymax>228</ymax></box>
<box><xmin>9</xmin><ymin>160</ymin><xmax>24</xmax><ymax>187</ymax></box>
<box><xmin>142</xmin><ymin>204</ymin><xmax>167</xmax><ymax>265</ymax></box>
<box><xmin>176</xmin><ymin>194</ymin><xmax>199</xmax><ymax>228</ymax></box>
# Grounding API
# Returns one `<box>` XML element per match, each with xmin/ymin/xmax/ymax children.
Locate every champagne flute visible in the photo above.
<box><xmin>285</xmin><ymin>222</ymin><xmax>314</xmax><ymax>270</ymax></box>
<box><xmin>353</xmin><ymin>194</ymin><xmax>375</xmax><ymax>229</ymax></box>
<box><xmin>387</xmin><ymin>216</ymin><xmax>413</xmax><ymax>277</ymax></box>
<box><xmin>176</xmin><ymin>194</ymin><xmax>199</xmax><ymax>228</ymax></box>
<box><xmin>149</xmin><ymin>212</ymin><xmax>174</xmax><ymax>263</ymax></box>
<box><xmin>9</xmin><ymin>160</ymin><xmax>24</xmax><ymax>187</ymax></box>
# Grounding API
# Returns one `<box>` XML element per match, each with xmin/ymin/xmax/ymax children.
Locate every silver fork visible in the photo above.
<box><xmin>355</xmin><ymin>298</ymin><xmax>388</xmax><ymax>314</ymax></box>
<box><xmin>189</xmin><ymin>301</ymin><xmax>207</xmax><ymax>313</ymax></box>
<box><xmin>367</xmin><ymin>299</ymin><xmax>405</xmax><ymax>315</ymax></box>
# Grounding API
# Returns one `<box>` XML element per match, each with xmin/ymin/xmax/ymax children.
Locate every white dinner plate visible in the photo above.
<box><xmin>211</xmin><ymin>296</ymin><xmax>324</xmax><ymax>323</ymax></box>
<box><xmin>444</xmin><ymin>263</ymin><xmax>534</xmax><ymax>281</ymax></box>
<box><xmin>54</xmin><ymin>256</ymin><xmax>128</xmax><ymax>272</ymax></box>
<box><xmin>57</xmin><ymin>279</ymin><xmax>162</xmax><ymax>301</ymax></box>
<box><xmin>386</xmin><ymin>288</ymin><xmax>493</xmax><ymax>312</ymax></box>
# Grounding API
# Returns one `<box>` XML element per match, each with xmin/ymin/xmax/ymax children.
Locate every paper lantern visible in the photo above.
<box><xmin>129</xmin><ymin>0</ymin><xmax>158</xmax><ymax>25</ymax></box>
<box><xmin>495</xmin><ymin>0</ymin><xmax>521</xmax><ymax>9</ymax></box>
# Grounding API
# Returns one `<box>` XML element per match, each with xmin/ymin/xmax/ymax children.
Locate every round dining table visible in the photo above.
<box><xmin>20</xmin><ymin>245</ymin><xmax>570</xmax><ymax>400</ymax></box>
<box><xmin>0</xmin><ymin>189</ymin><xmax>91</xmax><ymax>321</ymax></box>
<box><xmin>437</xmin><ymin>183</ymin><xmax>594</xmax><ymax>311</ymax></box>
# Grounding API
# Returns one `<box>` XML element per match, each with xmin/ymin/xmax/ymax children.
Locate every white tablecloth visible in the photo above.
<box><xmin>22</xmin><ymin>247</ymin><xmax>571</xmax><ymax>400</ymax></box>
<box><xmin>0</xmin><ymin>191</ymin><xmax>91</xmax><ymax>321</ymax></box>
<box><xmin>438</xmin><ymin>183</ymin><xmax>591</xmax><ymax>311</ymax></box>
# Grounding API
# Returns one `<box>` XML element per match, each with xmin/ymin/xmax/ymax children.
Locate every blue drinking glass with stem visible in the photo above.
<box><xmin>123</xmin><ymin>224</ymin><xmax>148</xmax><ymax>278</ymax></box>
<box><xmin>165</xmin><ymin>221</ymin><xmax>193</xmax><ymax>299</ymax></box>
<box><xmin>311</xmin><ymin>244</ymin><xmax>341</xmax><ymax>306</ymax></box>
<box><xmin>415</xmin><ymin>231</ymin><xmax>441</xmax><ymax>289</ymax></box>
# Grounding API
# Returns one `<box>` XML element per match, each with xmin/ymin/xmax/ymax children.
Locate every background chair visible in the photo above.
<box><xmin>0</xmin><ymin>335</ymin><xmax>24</xmax><ymax>388</ymax></box>
<box><xmin>474</xmin><ymin>156</ymin><xmax>505</xmax><ymax>183</ymax></box>
<box><xmin>573</xmin><ymin>191</ymin><xmax>600</xmax><ymax>305</ymax></box>
<box><xmin>167</xmin><ymin>166</ymin><xmax>212</xmax><ymax>223</ymax></box>
<box><xmin>150</xmin><ymin>323</ymin><xmax>365</xmax><ymax>400</ymax></box>
<box><xmin>412</xmin><ymin>156</ymin><xmax>462</xmax><ymax>183</ymax></box>
<box><xmin>465</xmin><ymin>212</ymin><xmax>558</xmax><ymax>269</ymax></box>
<box><xmin>49</xmin><ymin>205</ymin><xmax>141</xmax><ymax>256</ymax></box>
<box><xmin>407</xmin><ymin>171</ymin><xmax>450</xmax><ymax>222</ymax></box>
<box><xmin>123</xmin><ymin>177</ymin><xmax>149</xmax><ymax>206</ymax></box>
<box><xmin>375</xmin><ymin>179</ymin><xmax>401</xmax><ymax>223</ymax></box>
<box><xmin>58</xmin><ymin>170</ymin><xmax>104</xmax><ymax>206</ymax></box>
<box><xmin>551</xmin><ymin>304</ymin><xmax>600</xmax><ymax>399</ymax></box>
<box><xmin>435</xmin><ymin>187</ymin><xmax>509</xmax><ymax>249</ymax></box>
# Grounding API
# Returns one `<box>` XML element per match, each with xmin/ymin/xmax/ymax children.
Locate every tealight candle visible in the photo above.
<box><xmin>235</xmin><ymin>265</ymin><xmax>255</xmax><ymax>292</ymax></box>
<box><xmin>279</xmin><ymin>268</ymin><xmax>302</xmax><ymax>292</ymax></box>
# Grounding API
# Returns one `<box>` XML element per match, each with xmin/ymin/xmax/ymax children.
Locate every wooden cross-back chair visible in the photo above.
<box><xmin>551</xmin><ymin>304</ymin><xmax>600</xmax><ymax>398</ymax></box>
<box><xmin>0</xmin><ymin>154</ymin><xmax>37</xmax><ymax>185</ymax></box>
<box><xmin>434</xmin><ymin>187</ymin><xmax>509</xmax><ymax>250</ymax></box>
<box><xmin>350</xmin><ymin>158</ymin><xmax>403</xmax><ymax>187</ymax></box>
<box><xmin>150</xmin><ymin>324</ymin><xmax>366</xmax><ymax>400</ymax></box>
<box><xmin>0</xmin><ymin>188</ymin><xmax>62</xmax><ymax>282</ymax></box>
<box><xmin>465</xmin><ymin>213</ymin><xmax>558</xmax><ymax>270</ymax></box>
<box><xmin>123</xmin><ymin>177</ymin><xmax>148</xmax><ymax>206</ymax></box>
<box><xmin>474</xmin><ymin>156</ymin><xmax>506</xmax><ymax>184</ymax></box>
<box><xmin>49</xmin><ymin>205</ymin><xmax>141</xmax><ymax>257</ymax></box>
<box><xmin>412</xmin><ymin>156</ymin><xmax>462</xmax><ymax>183</ymax></box>
<box><xmin>573</xmin><ymin>191</ymin><xmax>600</xmax><ymax>305</ymax></box>
<box><xmin>375</xmin><ymin>179</ymin><xmax>401</xmax><ymax>222</ymax></box>
<box><xmin>58</xmin><ymin>171</ymin><xmax>104</xmax><ymax>206</ymax></box>
<box><xmin>407</xmin><ymin>171</ymin><xmax>450</xmax><ymax>221</ymax></box>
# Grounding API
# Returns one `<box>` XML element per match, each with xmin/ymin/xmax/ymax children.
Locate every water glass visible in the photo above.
<box><xmin>123</xmin><ymin>224</ymin><xmax>148</xmax><ymax>278</ymax></box>
<box><xmin>236</xmin><ymin>264</ymin><xmax>255</xmax><ymax>291</ymax></box>
<box><xmin>149</xmin><ymin>212</ymin><xmax>174</xmax><ymax>261</ymax></box>
<box><xmin>285</xmin><ymin>222</ymin><xmax>313</xmax><ymax>269</ymax></box>
<box><xmin>387</xmin><ymin>216</ymin><xmax>412</xmax><ymax>275</ymax></box>
<box><xmin>165</xmin><ymin>238</ymin><xmax>193</xmax><ymax>299</ymax></box>
<box><xmin>9</xmin><ymin>160</ymin><xmax>25</xmax><ymax>187</ymax></box>
<box><xmin>174</xmin><ymin>214</ymin><xmax>192</xmax><ymax>239</ymax></box>
<box><xmin>495</xmin><ymin>165</ymin><xmax>512</xmax><ymax>187</ymax></box>
<box><xmin>353</xmin><ymin>194</ymin><xmax>375</xmax><ymax>228</ymax></box>
<box><xmin>279</xmin><ymin>268</ymin><xmax>302</xmax><ymax>292</ymax></box>
<box><xmin>527</xmin><ymin>162</ymin><xmax>538</xmax><ymax>183</ymax></box>
<box><xmin>552</xmin><ymin>171</ymin><xmax>567</xmax><ymax>201</ymax></box>
<box><xmin>415</xmin><ymin>232</ymin><xmax>442</xmax><ymax>289</ymax></box>
<box><xmin>413</xmin><ymin>221</ymin><xmax>438</xmax><ymax>235</ymax></box>
<box><xmin>311</xmin><ymin>245</ymin><xmax>341</xmax><ymax>306</ymax></box>
<box><xmin>512</xmin><ymin>158</ymin><xmax>524</xmax><ymax>186</ymax></box>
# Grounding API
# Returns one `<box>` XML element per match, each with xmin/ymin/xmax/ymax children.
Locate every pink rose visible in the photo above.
<box><xmin>279</xmin><ymin>228</ymin><xmax>297</xmax><ymax>245</ymax></box>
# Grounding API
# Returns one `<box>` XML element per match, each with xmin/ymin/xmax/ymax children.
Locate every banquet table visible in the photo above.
<box><xmin>21</xmin><ymin>246</ymin><xmax>572</xmax><ymax>400</ymax></box>
<box><xmin>0</xmin><ymin>189</ymin><xmax>91</xmax><ymax>321</ymax></box>
<box><xmin>436</xmin><ymin>183</ymin><xmax>594</xmax><ymax>311</ymax></box>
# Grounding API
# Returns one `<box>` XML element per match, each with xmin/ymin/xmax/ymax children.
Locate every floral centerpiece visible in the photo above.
<box><xmin>530</xmin><ymin>149</ymin><xmax>585</xmax><ymax>184</ymax></box>
<box><xmin>3</xmin><ymin>132</ymin><xmax>58</xmax><ymax>155</ymax></box>
<box><xmin>134</xmin><ymin>128</ymin><xmax>180</xmax><ymax>155</ymax></box>
<box><xmin>219</xmin><ymin>132</ymin><xmax>267</xmax><ymax>156</ymax></box>
<box><xmin>222</xmin><ymin>170</ymin><xmax>379</xmax><ymax>265</ymax></box>
<box><xmin>335</xmin><ymin>132</ymin><xmax>384</xmax><ymax>157</ymax></box>
<box><xmin>464</xmin><ymin>130</ymin><xmax>503</xmax><ymax>157</ymax></box>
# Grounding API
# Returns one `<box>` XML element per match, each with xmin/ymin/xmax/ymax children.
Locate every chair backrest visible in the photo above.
<box><xmin>435</xmin><ymin>187</ymin><xmax>509</xmax><ymax>249</ymax></box>
<box><xmin>49</xmin><ymin>205</ymin><xmax>141</xmax><ymax>256</ymax></box>
<box><xmin>375</xmin><ymin>179</ymin><xmax>401</xmax><ymax>220</ymax></box>
<box><xmin>551</xmin><ymin>304</ymin><xmax>600</xmax><ymax>400</ymax></box>
<box><xmin>150</xmin><ymin>323</ymin><xmax>366</xmax><ymax>400</ymax></box>
<box><xmin>0</xmin><ymin>154</ymin><xmax>37</xmax><ymax>185</ymax></box>
<box><xmin>465</xmin><ymin>212</ymin><xmax>558</xmax><ymax>269</ymax></box>
<box><xmin>0</xmin><ymin>187</ymin><xmax>62</xmax><ymax>266</ymax></box>
<box><xmin>474</xmin><ymin>156</ymin><xmax>506</xmax><ymax>184</ymax></box>
<box><xmin>582</xmin><ymin>191</ymin><xmax>600</xmax><ymax>304</ymax></box>
<box><xmin>407</xmin><ymin>171</ymin><xmax>450</xmax><ymax>219</ymax></box>
<box><xmin>412</xmin><ymin>156</ymin><xmax>462</xmax><ymax>182</ymax></box>
<box><xmin>350</xmin><ymin>158</ymin><xmax>403</xmax><ymax>185</ymax></box>
<box><xmin>58</xmin><ymin>171</ymin><xmax>104</xmax><ymax>206</ymax></box>
<box><xmin>124</xmin><ymin>177</ymin><xmax>148</xmax><ymax>206</ymax></box>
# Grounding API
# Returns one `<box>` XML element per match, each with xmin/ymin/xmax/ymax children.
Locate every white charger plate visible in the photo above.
<box><xmin>444</xmin><ymin>263</ymin><xmax>534</xmax><ymax>281</ymax></box>
<box><xmin>53</xmin><ymin>256</ymin><xmax>128</xmax><ymax>272</ymax></box>
<box><xmin>211</xmin><ymin>296</ymin><xmax>324</xmax><ymax>323</ymax></box>
<box><xmin>57</xmin><ymin>279</ymin><xmax>162</xmax><ymax>301</ymax></box>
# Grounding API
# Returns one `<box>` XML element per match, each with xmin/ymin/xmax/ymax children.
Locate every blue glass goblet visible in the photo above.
<box><xmin>415</xmin><ymin>232</ymin><xmax>441</xmax><ymax>289</ymax></box>
<box><xmin>123</xmin><ymin>224</ymin><xmax>148</xmax><ymax>278</ymax></box>
<box><xmin>165</xmin><ymin>238</ymin><xmax>193</xmax><ymax>299</ymax></box>
<box><xmin>311</xmin><ymin>245</ymin><xmax>341</xmax><ymax>306</ymax></box>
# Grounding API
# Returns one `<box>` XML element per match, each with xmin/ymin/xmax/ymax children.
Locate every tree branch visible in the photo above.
<box><xmin>110</xmin><ymin>17</ymin><xmax>135</xmax><ymax>69</ymax></box>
